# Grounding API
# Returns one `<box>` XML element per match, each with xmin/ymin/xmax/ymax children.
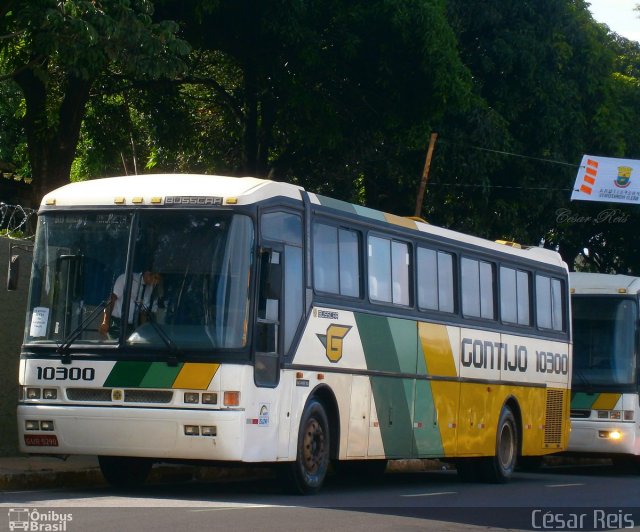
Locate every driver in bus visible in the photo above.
<box><xmin>99</xmin><ymin>270</ymin><xmax>162</xmax><ymax>338</ymax></box>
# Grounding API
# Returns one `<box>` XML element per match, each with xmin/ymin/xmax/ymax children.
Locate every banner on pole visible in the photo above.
<box><xmin>571</xmin><ymin>155</ymin><xmax>640</xmax><ymax>204</ymax></box>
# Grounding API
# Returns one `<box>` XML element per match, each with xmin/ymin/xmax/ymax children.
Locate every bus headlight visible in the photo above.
<box><xmin>599</xmin><ymin>430</ymin><xmax>622</xmax><ymax>440</ymax></box>
<box><xmin>43</xmin><ymin>389</ymin><xmax>57</xmax><ymax>400</ymax></box>
<box><xmin>26</xmin><ymin>388</ymin><xmax>41</xmax><ymax>399</ymax></box>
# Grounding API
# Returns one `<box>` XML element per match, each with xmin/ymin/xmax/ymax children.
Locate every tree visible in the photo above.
<box><xmin>0</xmin><ymin>0</ymin><xmax>189</xmax><ymax>203</ymax></box>
<box><xmin>426</xmin><ymin>0</ymin><xmax>640</xmax><ymax>273</ymax></box>
<box><xmin>150</xmin><ymin>0</ymin><xmax>472</xmax><ymax>213</ymax></box>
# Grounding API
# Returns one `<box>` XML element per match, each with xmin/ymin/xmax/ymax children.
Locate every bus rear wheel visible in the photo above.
<box><xmin>284</xmin><ymin>399</ymin><xmax>331</xmax><ymax>495</ymax></box>
<box><xmin>481</xmin><ymin>405</ymin><xmax>518</xmax><ymax>483</ymax></box>
<box><xmin>98</xmin><ymin>456</ymin><xmax>153</xmax><ymax>488</ymax></box>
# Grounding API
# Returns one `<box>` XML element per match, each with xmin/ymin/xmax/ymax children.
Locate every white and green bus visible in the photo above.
<box><xmin>16</xmin><ymin>174</ymin><xmax>571</xmax><ymax>493</ymax></box>
<box><xmin>569</xmin><ymin>272</ymin><xmax>640</xmax><ymax>466</ymax></box>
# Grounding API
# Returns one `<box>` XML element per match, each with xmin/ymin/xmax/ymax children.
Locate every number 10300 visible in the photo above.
<box><xmin>37</xmin><ymin>366</ymin><xmax>95</xmax><ymax>381</ymax></box>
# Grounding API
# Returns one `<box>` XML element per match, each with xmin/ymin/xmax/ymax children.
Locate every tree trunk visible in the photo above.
<box><xmin>14</xmin><ymin>67</ymin><xmax>92</xmax><ymax>206</ymax></box>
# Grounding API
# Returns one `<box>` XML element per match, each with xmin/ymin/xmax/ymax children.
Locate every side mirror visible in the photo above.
<box><xmin>7</xmin><ymin>254</ymin><xmax>19</xmax><ymax>291</ymax></box>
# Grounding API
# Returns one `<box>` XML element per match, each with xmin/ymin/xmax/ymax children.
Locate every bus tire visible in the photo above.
<box><xmin>98</xmin><ymin>456</ymin><xmax>152</xmax><ymax>488</ymax></box>
<box><xmin>481</xmin><ymin>405</ymin><xmax>517</xmax><ymax>483</ymax></box>
<box><xmin>285</xmin><ymin>399</ymin><xmax>331</xmax><ymax>495</ymax></box>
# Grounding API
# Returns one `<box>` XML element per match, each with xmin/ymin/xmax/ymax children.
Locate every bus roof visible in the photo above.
<box><xmin>570</xmin><ymin>272</ymin><xmax>640</xmax><ymax>294</ymax></box>
<box><xmin>42</xmin><ymin>174</ymin><xmax>566</xmax><ymax>269</ymax></box>
<box><xmin>42</xmin><ymin>174</ymin><xmax>304</xmax><ymax>208</ymax></box>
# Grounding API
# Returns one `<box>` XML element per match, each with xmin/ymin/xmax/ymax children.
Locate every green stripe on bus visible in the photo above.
<box><xmin>370</xmin><ymin>375</ymin><xmax>415</xmax><ymax>457</ymax></box>
<box><xmin>414</xmin><ymin>379</ymin><xmax>445</xmax><ymax>456</ymax></box>
<box><xmin>356</xmin><ymin>313</ymin><xmax>437</xmax><ymax>457</ymax></box>
<box><xmin>355</xmin><ymin>313</ymin><xmax>401</xmax><ymax>372</ymax></box>
<box><xmin>103</xmin><ymin>361</ymin><xmax>152</xmax><ymax>388</ymax></box>
<box><xmin>315</xmin><ymin>195</ymin><xmax>357</xmax><ymax>215</ymax></box>
<box><xmin>388</xmin><ymin>318</ymin><xmax>419</xmax><ymax>374</ymax></box>
<box><xmin>571</xmin><ymin>392</ymin><xmax>599</xmax><ymax>410</ymax></box>
<box><xmin>140</xmin><ymin>363</ymin><xmax>184</xmax><ymax>388</ymax></box>
<box><xmin>353</xmin><ymin>204</ymin><xmax>386</xmax><ymax>222</ymax></box>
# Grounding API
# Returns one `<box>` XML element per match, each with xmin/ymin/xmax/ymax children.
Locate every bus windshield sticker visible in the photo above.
<box><xmin>29</xmin><ymin>307</ymin><xmax>49</xmax><ymax>337</ymax></box>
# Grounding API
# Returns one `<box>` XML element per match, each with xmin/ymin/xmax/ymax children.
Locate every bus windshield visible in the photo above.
<box><xmin>572</xmin><ymin>296</ymin><xmax>638</xmax><ymax>388</ymax></box>
<box><xmin>25</xmin><ymin>211</ymin><xmax>254</xmax><ymax>352</ymax></box>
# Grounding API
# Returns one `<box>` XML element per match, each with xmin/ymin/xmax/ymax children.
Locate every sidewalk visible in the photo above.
<box><xmin>0</xmin><ymin>455</ymin><xmax>447</xmax><ymax>492</ymax></box>
<box><xmin>0</xmin><ymin>455</ymin><xmax>103</xmax><ymax>491</ymax></box>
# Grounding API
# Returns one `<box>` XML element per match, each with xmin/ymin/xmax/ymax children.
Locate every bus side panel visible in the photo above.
<box><xmin>355</xmin><ymin>313</ymin><xmax>417</xmax><ymax>459</ymax></box>
<box><xmin>416</xmin><ymin>322</ymin><xmax>460</xmax><ymax>457</ymax></box>
<box><xmin>456</xmin><ymin>329</ymin><xmax>502</xmax><ymax>456</ymax></box>
<box><xmin>346</xmin><ymin>375</ymin><xmax>371</xmax><ymax>458</ymax></box>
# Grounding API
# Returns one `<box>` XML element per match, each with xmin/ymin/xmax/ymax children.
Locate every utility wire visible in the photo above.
<box><xmin>428</xmin><ymin>182</ymin><xmax>572</xmax><ymax>192</ymax></box>
<box><xmin>437</xmin><ymin>137</ymin><xmax>582</xmax><ymax>168</ymax></box>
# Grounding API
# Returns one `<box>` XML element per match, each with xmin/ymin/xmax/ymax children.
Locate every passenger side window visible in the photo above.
<box><xmin>500</xmin><ymin>267</ymin><xmax>531</xmax><ymax>326</ymax></box>
<box><xmin>417</xmin><ymin>248</ymin><xmax>455</xmax><ymax>313</ymax></box>
<box><xmin>313</xmin><ymin>223</ymin><xmax>361</xmax><ymax>297</ymax></box>
<box><xmin>368</xmin><ymin>235</ymin><xmax>410</xmax><ymax>306</ymax></box>
<box><xmin>536</xmin><ymin>274</ymin><xmax>564</xmax><ymax>331</ymax></box>
<box><xmin>461</xmin><ymin>257</ymin><xmax>495</xmax><ymax>319</ymax></box>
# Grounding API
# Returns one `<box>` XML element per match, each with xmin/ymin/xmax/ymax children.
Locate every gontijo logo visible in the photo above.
<box><xmin>316</xmin><ymin>324</ymin><xmax>352</xmax><ymax>363</ymax></box>
<box><xmin>8</xmin><ymin>508</ymin><xmax>73</xmax><ymax>531</ymax></box>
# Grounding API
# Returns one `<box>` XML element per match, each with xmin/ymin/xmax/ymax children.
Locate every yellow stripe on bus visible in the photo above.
<box><xmin>383</xmin><ymin>213</ymin><xmax>418</xmax><ymax>230</ymax></box>
<box><xmin>172</xmin><ymin>363</ymin><xmax>220</xmax><ymax>390</ymax></box>
<box><xmin>592</xmin><ymin>393</ymin><xmax>621</xmax><ymax>410</ymax></box>
<box><xmin>418</xmin><ymin>322</ymin><xmax>459</xmax><ymax>456</ymax></box>
<box><xmin>418</xmin><ymin>322</ymin><xmax>457</xmax><ymax>377</ymax></box>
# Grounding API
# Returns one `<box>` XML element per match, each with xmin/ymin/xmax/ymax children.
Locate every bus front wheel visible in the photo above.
<box><xmin>98</xmin><ymin>456</ymin><xmax>152</xmax><ymax>488</ymax></box>
<box><xmin>481</xmin><ymin>405</ymin><xmax>518</xmax><ymax>483</ymax></box>
<box><xmin>284</xmin><ymin>399</ymin><xmax>331</xmax><ymax>495</ymax></box>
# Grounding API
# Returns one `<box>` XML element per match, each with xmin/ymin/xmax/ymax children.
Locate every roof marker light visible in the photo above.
<box><xmin>114</xmin><ymin>197</ymin><xmax>125</xmax><ymax>204</ymax></box>
<box><xmin>226</xmin><ymin>197</ymin><xmax>238</xmax><ymax>205</ymax></box>
<box><xmin>132</xmin><ymin>197</ymin><xmax>143</xmax><ymax>204</ymax></box>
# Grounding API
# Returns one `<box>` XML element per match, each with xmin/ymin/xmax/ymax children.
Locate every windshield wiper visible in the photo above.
<box><xmin>135</xmin><ymin>301</ymin><xmax>182</xmax><ymax>366</ymax></box>
<box><xmin>57</xmin><ymin>298</ymin><xmax>111</xmax><ymax>364</ymax></box>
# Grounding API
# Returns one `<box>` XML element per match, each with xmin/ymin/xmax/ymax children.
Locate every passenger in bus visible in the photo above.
<box><xmin>99</xmin><ymin>270</ymin><xmax>162</xmax><ymax>338</ymax></box>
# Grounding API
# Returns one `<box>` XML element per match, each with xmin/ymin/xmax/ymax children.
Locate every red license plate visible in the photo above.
<box><xmin>24</xmin><ymin>434</ymin><xmax>59</xmax><ymax>447</ymax></box>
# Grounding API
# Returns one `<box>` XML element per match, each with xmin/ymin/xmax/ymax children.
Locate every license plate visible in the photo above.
<box><xmin>24</xmin><ymin>435</ymin><xmax>59</xmax><ymax>446</ymax></box>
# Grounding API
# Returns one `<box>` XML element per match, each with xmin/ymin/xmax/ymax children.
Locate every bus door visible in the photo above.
<box><xmin>254</xmin><ymin>210</ymin><xmax>304</xmax><ymax>388</ymax></box>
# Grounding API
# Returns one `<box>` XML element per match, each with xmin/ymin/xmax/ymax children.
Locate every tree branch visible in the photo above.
<box><xmin>0</xmin><ymin>30</ymin><xmax>24</xmax><ymax>40</ymax></box>
<box><xmin>0</xmin><ymin>55</ymin><xmax>46</xmax><ymax>82</ymax></box>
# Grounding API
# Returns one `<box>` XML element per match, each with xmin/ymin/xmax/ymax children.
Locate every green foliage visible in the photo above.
<box><xmin>2</xmin><ymin>0</ymin><xmax>640</xmax><ymax>273</ymax></box>
<box><xmin>424</xmin><ymin>0</ymin><xmax>640</xmax><ymax>273</ymax></box>
<box><xmin>0</xmin><ymin>0</ymin><xmax>190</xmax><ymax>199</ymax></box>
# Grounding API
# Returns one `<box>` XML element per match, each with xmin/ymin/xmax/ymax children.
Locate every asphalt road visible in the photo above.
<box><xmin>1</xmin><ymin>463</ymin><xmax>639</xmax><ymax>531</ymax></box>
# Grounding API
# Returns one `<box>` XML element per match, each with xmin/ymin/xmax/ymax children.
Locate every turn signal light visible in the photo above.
<box><xmin>223</xmin><ymin>391</ymin><xmax>240</xmax><ymax>407</ymax></box>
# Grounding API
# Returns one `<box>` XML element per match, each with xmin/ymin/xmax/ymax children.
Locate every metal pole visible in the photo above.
<box><xmin>414</xmin><ymin>132</ymin><xmax>438</xmax><ymax>218</ymax></box>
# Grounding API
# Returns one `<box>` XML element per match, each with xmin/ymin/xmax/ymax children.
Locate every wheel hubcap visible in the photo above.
<box><xmin>303</xmin><ymin>418</ymin><xmax>325</xmax><ymax>474</ymax></box>
<box><xmin>498</xmin><ymin>423</ymin><xmax>515</xmax><ymax>469</ymax></box>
